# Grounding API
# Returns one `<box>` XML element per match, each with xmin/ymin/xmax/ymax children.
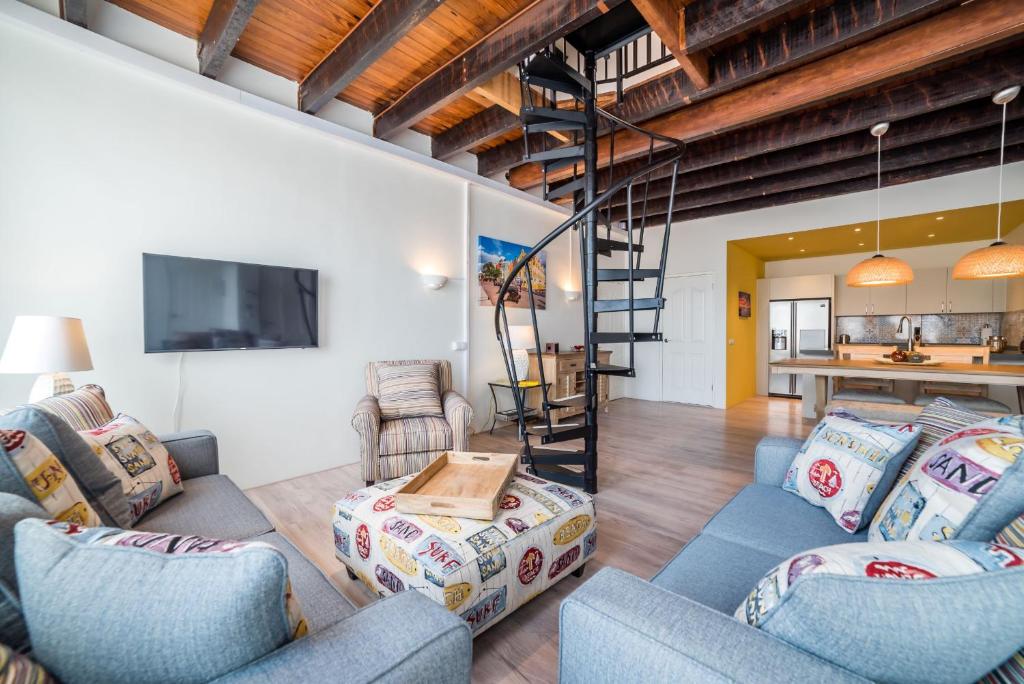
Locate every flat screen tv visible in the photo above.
<box><xmin>143</xmin><ymin>254</ymin><xmax>318</xmax><ymax>353</ymax></box>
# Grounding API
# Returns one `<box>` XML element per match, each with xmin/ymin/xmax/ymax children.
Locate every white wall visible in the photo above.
<box><xmin>622</xmin><ymin>162</ymin><xmax>1024</xmax><ymax>408</ymax></box>
<box><xmin>0</xmin><ymin>5</ymin><xmax>568</xmax><ymax>488</ymax></box>
<box><xmin>765</xmin><ymin>240</ymin><xmax>997</xmax><ymax>278</ymax></box>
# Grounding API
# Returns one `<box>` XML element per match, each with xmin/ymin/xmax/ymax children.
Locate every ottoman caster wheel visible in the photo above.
<box><xmin>571</xmin><ymin>563</ymin><xmax>586</xmax><ymax>579</ymax></box>
<box><xmin>345</xmin><ymin>567</ymin><xmax>358</xmax><ymax>582</ymax></box>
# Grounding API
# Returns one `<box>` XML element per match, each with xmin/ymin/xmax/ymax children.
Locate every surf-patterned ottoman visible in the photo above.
<box><xmin>331</xmin><ymin>471</ymin><xmax>597</xmax><ymax>636</ymax></box>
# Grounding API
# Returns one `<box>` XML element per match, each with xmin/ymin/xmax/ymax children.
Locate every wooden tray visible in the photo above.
<box><xmin>395</xmin><ymin>451</ymin><xmax>518</xmax><ymax>521</ymax></box>
<box><xmin>875</xmin><ymin>358</ymin><xmax>943</xmax><ymax>366</ymax></box>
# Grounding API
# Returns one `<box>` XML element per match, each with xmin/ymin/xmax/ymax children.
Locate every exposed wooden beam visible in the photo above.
<box><xmin>600</xmin><ymin>98</ymin><xmax>1024</xmax><ymax>208</ymax></box>
<box><xmin>472</xmin><ymin>72</ymin><xmax>570</xmax><ymax>143</ymax></box>
<box><xmin>631</xmin><ymin>0</ymin><xmax>709</xmax><ymax>89</ymax></box>
<box><xmin>59</xmin><ymin>0</ymin><xmax>87</xmax><ymax>28</ymax></box>
<box><xmin>640</xmin><ymin>145</ymin><xmax>1024</xmax><ymax>224</ymax></box>
<box><xmin>510</xmin><ymin>0</ymin><xmax>1024</xmax><ymax>188</ymax></box>
<box><xmin>483</xmin><ymin>0</ymin><xmax>963</xmax><ymax>180</ymax></box>
<box><xmin>298</xmin><ymin>0</ymin><xmax>442</xmax><ymax>114</ymax></box>
<box><xmin>609</xmin><ymin>124</ymin><xmax>1024</xmax><ymax>221</ymax></box>
<box><xmin>373</xmin><ymin>0</ymin><xmax>622</xmax><ymax>139</ymax></box>
<box><xmin>198</xmin><ymin>0</ymin><xmax>261</xmax><ymax>79</ymax></box>
<box><xmin>683</xmin><ymin>0</ymin><xmax>811</xmax><ymax>54</ymax></box>
<box><xmin>431</xmin><ymin>106</ymin><xmax>521</xmax><ymax>161</ymax></box>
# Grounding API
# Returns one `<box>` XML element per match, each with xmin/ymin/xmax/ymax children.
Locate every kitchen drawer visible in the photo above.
<box><xmin>558</xmin><ymin>358</ymin><xmax>583</xmax><ymax>373</ymax></box>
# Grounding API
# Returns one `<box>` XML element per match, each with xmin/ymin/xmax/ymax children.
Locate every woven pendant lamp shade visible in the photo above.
<box><xmin>952</xmin><ymin>242</ymin><xmax>1024</xmax><ymax>280</ymax></box>
<box><xmin>846</xmin><ymin>254</ymin><xmax>915</xmax><ymax>287</ymax></box>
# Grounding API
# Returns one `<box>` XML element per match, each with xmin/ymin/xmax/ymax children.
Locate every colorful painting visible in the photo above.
<box><xmin>738</xmin><ymin>291</ymin><xmax>751</xmax><ymax>318</ymax></box>
<box><xmin>478</xmin><ymin>236</ymin><xmax>546</xmax><ymax>309</ymax></box>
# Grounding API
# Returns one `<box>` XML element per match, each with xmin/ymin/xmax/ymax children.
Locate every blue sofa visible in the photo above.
<box><xmin>559</xmin><ymin>436</ymin><xmax>874</xmax><ymax>683</ymax></box>
<box><xmin>1</xmin><ymin>426</ymin><xmax>472</xmax><ymax>682</ymax></box>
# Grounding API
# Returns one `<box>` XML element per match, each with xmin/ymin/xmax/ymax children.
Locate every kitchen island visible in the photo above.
<box><xmin>770</xmin><ymin>357</ymin><xmax>1024</xmax><ymax>419</ymax></box>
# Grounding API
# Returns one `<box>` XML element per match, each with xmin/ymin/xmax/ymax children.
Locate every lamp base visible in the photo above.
<box><xmin>28</xmin><ymin>373</ymin><xmax>75</xmax><ymax>403</ymax></box>
<box><xmin>512</xmin><ymin>349</ymin><xmax>529</xmax><ymax>382</ymax></box>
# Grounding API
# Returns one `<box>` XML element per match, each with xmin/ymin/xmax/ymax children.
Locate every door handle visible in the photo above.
<box><xmin>948</xmin><ymin>299</ymin><xmax>952</xmax><ymax>313</ymax></box>
<box><xmin>663</xmin><ymin>339</ymin><xmax>671</xmax><ymax>343</ymax></box>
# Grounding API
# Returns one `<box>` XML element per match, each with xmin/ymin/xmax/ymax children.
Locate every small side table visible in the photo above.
<box><xmin>488</xmin><ymin>379</ymin><xmax>550</xmax><ymax>437</ymax></box>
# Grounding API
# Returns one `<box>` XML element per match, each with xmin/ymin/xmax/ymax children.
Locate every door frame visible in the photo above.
<box><xmin>660</xmin><ymin>271</ymin><xmax>715</xmax><ymax>407</ymax></box>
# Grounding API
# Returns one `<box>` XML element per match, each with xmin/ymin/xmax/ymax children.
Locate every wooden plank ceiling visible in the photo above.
<box><xmin>96</xmin><ymin>0</ymin><xmax>1024</xmax><ymax>220</ymax></box>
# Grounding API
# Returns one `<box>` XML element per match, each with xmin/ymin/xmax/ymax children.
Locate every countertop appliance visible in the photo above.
<box><xmin>988</xmin><ymin>335</ymin><xmax>1007</xmax><ymax>353</ymax></box>
<box><xmin>769</xmin><ymin>298</ymin><xmax>832</xmax><ymax>398</ymax></box>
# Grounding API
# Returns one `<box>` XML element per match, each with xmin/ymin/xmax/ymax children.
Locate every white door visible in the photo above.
<box><xmin>662</xmin><ymin>274</ymin><xmax>714</xmax><ymax>406</ymax></box>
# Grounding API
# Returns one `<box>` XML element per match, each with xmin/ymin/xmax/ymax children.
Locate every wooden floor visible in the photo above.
<box><xmin>246</xmin><ymin>396</ymin><xmax>814</xmax><ymax>683</ymax></box>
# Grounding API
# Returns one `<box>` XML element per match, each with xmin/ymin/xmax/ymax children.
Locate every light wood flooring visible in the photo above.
<box><xmin>246</xmin><ymin>396</ymin><xmax>814</xmax><ymax>683</ymax></box>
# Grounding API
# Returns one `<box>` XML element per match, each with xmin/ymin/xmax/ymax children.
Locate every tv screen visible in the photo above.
<box><xmin>143</xmin><ymin>254</ymin><xmax>318</xmax><ymax>353</ymax></box>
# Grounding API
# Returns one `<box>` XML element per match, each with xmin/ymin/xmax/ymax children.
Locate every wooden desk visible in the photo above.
<box><xmin>527</xmin><ymin>350</ymin><xmax>610</xmax><ymax>422</ymax></box>
<box><xmin>770</xmin><ymin>358</ymin><xmax>1024</xmax><ymax>418</ymax></box>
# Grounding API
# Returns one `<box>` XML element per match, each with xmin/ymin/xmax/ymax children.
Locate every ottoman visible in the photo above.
<box><xmin>331</xmin><ymin>471</ymin><xmax>597</xmax><ymax>636</ymax></box>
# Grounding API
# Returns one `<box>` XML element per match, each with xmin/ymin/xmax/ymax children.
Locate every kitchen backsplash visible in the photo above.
<box><xmin>835</xmin><ymin>313</ymin><xmax>1003</xmax><ymax>344</ymax></box>
<box><xmin>1001</xmin><ymin>310</ymin><xmax>1024</xmax><ymax>347</ymax></box>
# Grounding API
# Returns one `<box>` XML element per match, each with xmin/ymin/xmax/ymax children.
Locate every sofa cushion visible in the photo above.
<box><xmin>376</xmin><ymin>363</ymin><xmax>444</xmax><ymax>421</ymax></box>
<box><xmin>15</xmin><ymin>519</ymin><xmax>306</xmax><ymax>684</ymax></box>
<box><xmin>0</xmin><ymin>493</ymin><xmax>45</xmax><ymax>653</ymax></box>
<box><xmin>701</xmin><ymin>484</ymin><xmax>867</xmax><ymax>560</ymax></box>
<box><xmin>379</xmin><ymin>416</ymin><xmax>452</xmax><ymax>456</ymax></box>
<box><xmin>782</xmin><ymin>409</ymin><xmax>920</xmax><ymax>532</ymax></box>
<box><xmin>33</xmin><ymin>384</ymin><xmax>114</xmax><ymax>431</ymax></box>
<box><xmin>134</xmin><ymin>474</ymin><xmax>273</xmax><ymax>540</ymax></box>
<box><xmin>735</xmin><ymin>540</ymin><xmax>1024</xmax><ymax>684</ymax></box>
<box><xmin>0</xmin><ymin>642</ymin><xmax>55</xmax><ymax>683</ymax></box>
<box><xmin>77</xmin><ymin>415</ymin><xmax>184</xmax><ymax>525</ymax></box>
<box><xmin>651</xmin><ymin>533</ymin><xmax>785</xmax><ymax>614</ymax></box>
<box><xmin>251</xmin><ymin>532</ymin><xmax>355</xmax><ymax>632</ymax></box>
<box><xmin>0</xmin><ymin>407</ymin><xmax>130</xmax><ymax>528</ymax></box>
<box><xmin>869</xmin><ymin>416</ymin><xmax>1024</xmax><ymax>542</ymax></box>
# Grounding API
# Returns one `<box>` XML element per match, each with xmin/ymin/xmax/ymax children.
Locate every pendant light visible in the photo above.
<box><xmin>952</xmin><ymin>85</ymin><xmax>1024</xmax><ymax>280</ymax></box>
<box><xmin>846</xmin><ymin>122</ymin><xmax>915</xmax><ymax>287</ymax></box>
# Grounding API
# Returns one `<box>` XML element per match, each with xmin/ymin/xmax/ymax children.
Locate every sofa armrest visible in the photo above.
<box><xmin>212</xmin><ymin>590</ymin><xmax>471</xmax><ymax>683</ymax></box>
<box><xmin>560</xmin><ymin>567</ymin><xmax>867</xmax><ymax>684</ymax></box>
<box><xmin>753</xmin><ymin>436</ymin><xmax>803</xmax><ymax>486</ymax></box>
<box><xmin>352</xmin><ymin>395</ymin><xmax>382</xmax><ymax>481</ymax></box>
<box><xmin>158</xmin><ymin>430</ymin><xmax>219</xmax><ymax>480</ymax></box>
<box><xmin>442</xmin><ymin>390</ymin><xmax>473</xmax><ymax>451</ymax></box>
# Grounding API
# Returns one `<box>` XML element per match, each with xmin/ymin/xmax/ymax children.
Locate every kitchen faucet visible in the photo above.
<box><xmin>897</xmin><ymin>316</ymin><xmax>914</xmax><ymax>353</ymax></box>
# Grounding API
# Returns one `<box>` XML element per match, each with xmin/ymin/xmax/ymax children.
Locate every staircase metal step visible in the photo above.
<box><xmin>593</xmin><ymin>297</ymin><xmax>665</xmax><ymax>313</ymax></box>
<box><xmin>523</xmin><ymin>52</ymin><xmax>592</xmax><ymax>97</ymax></box>
<box><xmin>525</xmin><ymin>119</ymin><xmax>585</xmax><ymax>135</ymax></box>
<box><xmin>545</xmin><ymin>177</ymin><xmax>585</xmax><ymax>202</ymax></box>
<box><xmin>596</xmin><ymin>238</ymin><xmax>643</xmax><ymax>255</ymax></box>
<box><xmin>590</xmin><ymin>332</ymin><xmax>663</xmax><ymax>343</ymax></box>
<box><xmin>596</xmin><ymin>268</ymin><xmax>661</xmax><ymax>281</ymax></box>
<box><xmin>545</xmin><ymin>394</ymin><xmax>588</xmax><ymax>409</ymax></box>
<box><xmin>544</xmin><ymin>155</ymin><xmax>584</xmax><ymax>173</ymax></box>
<box><xmin>522</xmin><ymin>108</ymin><xmax>587</xmax><ymax>125</ymax></box>
<box><xmin>525</xmin><ymin>446</ymin><xmax>589</xmax><ymax>466</ymax></box>
<box><xmin>528</xmin><ymin>463</ymin><xmax>587</xmax><ymax>488</ymax></box>
<box><xmin>528</xmin><ymin>423</ymin><xmax>590</xmax><ymax>444</ymax></box>
<box><xmin>526</xmin><ymin>145</ymin><xmax>584</xmax><ymax>163</ymax></box>
<box><xmin>592</xmin><ymin>363</ymin><xmax>635</xmax><ymax>377</ymax></box>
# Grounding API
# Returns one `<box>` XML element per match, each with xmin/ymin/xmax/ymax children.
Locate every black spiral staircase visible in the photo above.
<box><xmin>494</xmin><ymin>8</ymin><xmax>685</xmax><ymax>495</ymax></box>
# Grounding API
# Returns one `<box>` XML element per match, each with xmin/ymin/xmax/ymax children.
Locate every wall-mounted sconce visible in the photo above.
<box><xmin>421</xmin><ymin>274</ymin><xmax>448</xmax><ymax>290</ymax></box>
<box><xmin>565</xmin><ymin>290</ymin><xmax>581</xmax><ymax>302</ymax></box>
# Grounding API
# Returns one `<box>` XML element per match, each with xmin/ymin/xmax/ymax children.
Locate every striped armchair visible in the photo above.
<box><xmin>351</xmin><ymin>360</ymin><xmax>472</xmax><ymax>485</ymax></box>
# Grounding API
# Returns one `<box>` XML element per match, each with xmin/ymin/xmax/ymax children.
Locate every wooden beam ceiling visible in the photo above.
<box><xmin>59</xmin><ymin>0</ymin><xmax>87</xmax><ymax>27</ymax></box>
<box><xmin>373</xmin><ymin>0</ymin><xmax>622</xmax><ymax>139</ymax></box>
<box><xmin>431</xmin><ymin>105</ymin><xmax>522</xmax><ymax>161</ymax></box>
<box><xmin>509</xmin><ymin>0</ymin><xmax>1024</xmax><ymax>189</ymax></box>
<box><xmin>638</xmin><ymin>145</ymin><xmax>1024</xmax><ymax>225</ymax></box>
<box><xmin>298</xmin><ymin>0</ymin><xmax>443</xmax><ymax>114</ymax></box>
<box><xmin>630</xmin><ymin>0</ymin><xmax>710</xmax><ymax>89</ymax></box>
<box><xmin>478</xmin><ymin>0</ymin><xmax>961</xmax><ymax>179</ymax></box>
<box><xmin>683</xmin><ymin>0</ymin><xmax>811</xmax><ymax>54</ymax></box>
<box><xmin>197</xmin><ymin>0</ymin><xmax>261</xmax><ymax>79</ymax></box>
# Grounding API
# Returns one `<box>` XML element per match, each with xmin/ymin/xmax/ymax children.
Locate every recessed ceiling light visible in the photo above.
<box><xmin>787</xmin><ymin>236</ymin><xmax>795</xmax><ymax>241</ymax></box>
<box><xmin>854</xmin><ymin>227</ymin><xmax>862</xmax><ymax>232</ymax></box>
<box><xmin>858</xmin><ymin>242</ymin><xmax>865</xmax><ymax>246</ymax></box>
<box><xmin>936</xmin><ymin>216</ymin><xmax>944</xmax><ymax>221</ymax></box>
<box><xmin>928</xmin><ymin>233</ymin><xmax>936</xmax><ymax>238</ymax></box>
<box><xmin>800</xmin><ymin>248</ymin><xmax>806</xmax><ymax>253</ymax></box>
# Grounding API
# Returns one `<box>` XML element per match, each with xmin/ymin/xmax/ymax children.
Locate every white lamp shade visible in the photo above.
<box><xmin>0</xmin><ymin>316</ymin><xmax>93</xmax><ymax>374</ymax></box>
<box><xmin>507</xmin><ymin>325</ymin><xmax>535</xmax><ymax>351</ymax></box>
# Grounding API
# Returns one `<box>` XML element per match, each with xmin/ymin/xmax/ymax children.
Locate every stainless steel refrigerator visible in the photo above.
<box><xmin>768</xmin><ymin>298</ymin><xmax>832</xmax><ymax>397</ymax></box>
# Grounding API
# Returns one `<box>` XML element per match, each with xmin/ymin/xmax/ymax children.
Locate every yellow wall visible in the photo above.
<box><xmin>726</xmin><ymin>243</ymin><xmax>765</xmax><ymax>407</ymax></box>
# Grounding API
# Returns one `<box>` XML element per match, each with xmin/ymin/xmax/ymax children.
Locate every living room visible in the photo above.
<box><xmin>1</xmin><ymin>0</ymin><xmax>1024</xmax><ymax>682</ymax></box>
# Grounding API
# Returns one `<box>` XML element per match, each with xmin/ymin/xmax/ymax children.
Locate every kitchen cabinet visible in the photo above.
<box><xmin>906</xmin><ymin>268</ymin><xmax>949</xmax><ymax>314</ymax></box>
<box><xmin>946</xmin><ymin>272</ymin><xmax>994</xmax><ymax>313</ymax></box>
<box><xmin>527</xmin><ymin>350</ymin><xmax>610</xmax><ymax>423</ymax></box>
<box><xmin>906</xmin><ymin>267</ymin><xmax>1002</xmax><ymax>314</ymax></box>
<box><xmin>835</xmin><ymin>276</ymin><xmax>905</xmax><ymax>315</ymax></box>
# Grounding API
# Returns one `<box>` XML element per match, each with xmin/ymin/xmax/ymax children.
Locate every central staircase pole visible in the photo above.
<box><xmin>582</xmin><ymin>51</ymin><xmax>599</xmax><ymax>495</ymax></box>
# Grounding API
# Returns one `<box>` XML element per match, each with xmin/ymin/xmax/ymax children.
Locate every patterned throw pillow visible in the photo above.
<box><xmin>782</xmin><ymin>409</ymin><xmax>921</xmax><ymax>532</ymax></box>
<box><xmin>869</xmin><ymin>416</ymin><xmax>1024</xmax><ymax>543</ymax></box>
<box><xmin>0</xmin><ymin>429</ymin><xmax>100</xmax><ymax>527</ymax></box>
<box><xmin>736</xmin><ymin>540</ymin><xmax>1024</xmax><ymax>684</ymax></box>
<box><xmin>34</xmin><ymin>384</ymin><xmax>114</xmax><ymax>431</ymax></box>
<box><xmin>76</xmin><ymin>416</ymin><xmax>183</xmax><ymax>525</ymax></box>
<box><xmin>377</xmin><ymin>363</ymin><xmax>444</xmax><ymax>421</ymax></box>
<box><xmin>0</xmin><ymin>642</ymin><xmax>55</xmax><ymax>684</ymax></box>
<box><xmin>16</xmin><ymin>519</ymin><xmax>307</xmax><ymax>684</ymax></box>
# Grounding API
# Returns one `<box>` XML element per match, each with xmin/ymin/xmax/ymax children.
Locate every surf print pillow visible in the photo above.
<box><xmin>736</xmin><ymin>540</ymin><xmax>1024</xmax><ymax>684</ymax></box>
<box><xmin>782</xmin><ymin>409</ymin><xmax>920</xmax><ymax>532</ymax></box>
<box><xmin>77</xmin><ymin>415</ymin><xmax>183</xmax><ymax>525</ymax></box>
<box><xmin>869</xmin><ymin>416</ymin><xmax>1024</xmax><ymax>543</ymax></box>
